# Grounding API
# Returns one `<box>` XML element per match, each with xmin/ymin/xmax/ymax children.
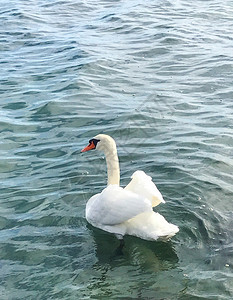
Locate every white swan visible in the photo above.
<box><xmin>81</xmin><ymin>134</ymin><xmax>179</xmax><ymax>241</ymax></box>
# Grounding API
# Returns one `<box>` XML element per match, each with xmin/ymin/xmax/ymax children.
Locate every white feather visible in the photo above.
<box><xmin>125</xmin><ymin>170</ymin><xmax>165</xmax><ymax>207</ymax></box>
<box><xmin>86</xmin><ymin>184</ymin><xmax>152</xmax><ymax>226</ymax></box>
<box><xmin>82</xmin><ymin>134</ymin><xmax>179</xmax><ymax>241</ymax></box>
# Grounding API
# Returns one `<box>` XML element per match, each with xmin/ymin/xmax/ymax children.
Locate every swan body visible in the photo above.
<box><xmin>81</xmin><ymin>134</ymin><xmax>179</xmax><ymax>241</ymax></box>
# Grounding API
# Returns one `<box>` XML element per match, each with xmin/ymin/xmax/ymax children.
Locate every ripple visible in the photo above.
<box><xmin>1</xmin><ymin>0</ymin><xmax>233</xmax><ymax>298</ymax></box>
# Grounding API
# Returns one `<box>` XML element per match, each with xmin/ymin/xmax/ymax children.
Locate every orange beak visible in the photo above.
<box><xmin>81</xmin><ymin>141</ymin><xmax>96</xmax><ymax>152</ymax></box>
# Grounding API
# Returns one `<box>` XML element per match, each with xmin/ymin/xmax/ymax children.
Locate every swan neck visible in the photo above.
<box><xmin>105</xmin><ymin>148</ymin><xmax>120</xmax><ymax>186</ymax></box>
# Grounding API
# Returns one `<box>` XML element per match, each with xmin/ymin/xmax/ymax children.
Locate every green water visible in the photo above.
<box><xmin>0</xmin><ymin>0</ymin><xmax>233</xmax><ymax>299</ymax></box>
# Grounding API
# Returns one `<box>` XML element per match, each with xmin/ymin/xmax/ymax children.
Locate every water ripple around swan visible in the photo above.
<box><xmin>0</xmin><ymin>0</ymin><xmax>233</xmax><ymax>299</ymax></box>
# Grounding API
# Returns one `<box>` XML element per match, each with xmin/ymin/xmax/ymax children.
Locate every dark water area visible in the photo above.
<box><xmin>0</xmin><ymin>0</ymin><xmax>233</xmax><ymax>299</ymax></box>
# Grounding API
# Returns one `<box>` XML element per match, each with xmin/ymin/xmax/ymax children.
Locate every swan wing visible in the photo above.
<box><xmin>124</xmin><ymin>170</ymin><xmax>165</xmax><ymax>207</ymax></box>
<box><xmin>86</xmin><ymin>185</ymin><xmax>152</xmax><ymax>226</ymax></box>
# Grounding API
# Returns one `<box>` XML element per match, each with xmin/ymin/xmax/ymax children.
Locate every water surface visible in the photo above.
<box><xmin>0</xmin><ymin>0</ymin><xmax>233</xmax><ymax>299</ymax></box>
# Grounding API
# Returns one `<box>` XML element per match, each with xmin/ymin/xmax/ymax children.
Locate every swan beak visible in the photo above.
<box><xmin>81</xmin><ymin>141</ymin><xmax>96</xmax><ymax>152</ymax></box>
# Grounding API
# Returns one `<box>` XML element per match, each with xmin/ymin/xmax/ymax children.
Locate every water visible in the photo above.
<box><xmin>1</xmin><ymin>0</ymin><xmax>233</xmax><ymax>298</ymax></box>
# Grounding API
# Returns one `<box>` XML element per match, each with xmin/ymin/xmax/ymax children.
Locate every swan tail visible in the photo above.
<box><xmin>125</xmin><ymin>211</ymin><xmax>179</xmax><ymax>241</ymax></box>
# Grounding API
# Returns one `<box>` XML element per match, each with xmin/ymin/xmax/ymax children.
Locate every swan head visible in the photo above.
<box><xmin>81</xmin><ymin>134</ymin><xmax>120</xmax><ymax>185</ymax></box>
<box><xmin>81</xmin><ymin>134</ymin><xmax>117</xmax><ymax>154</ymax></box>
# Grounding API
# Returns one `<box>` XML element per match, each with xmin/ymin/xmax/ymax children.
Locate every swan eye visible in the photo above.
<box><xmin>89</xmin><ymin>138</ymin><xmax>100</xmax><ymax>148</ymax></box>
<box><xmin>81</xmin><ymin>138</ymin><xmax>100</xmax><ymax>152</ymax></box>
